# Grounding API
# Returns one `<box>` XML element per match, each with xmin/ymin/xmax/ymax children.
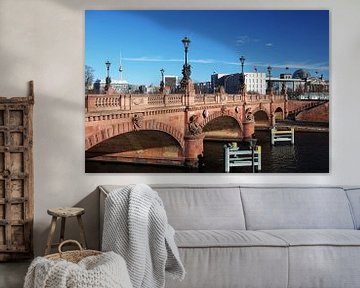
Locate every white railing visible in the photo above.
<box><xmin>271</xmin><ymin>128</ymin><xmax>295</xmax><ymax>145</ymax></box>
<box><xmin>224</xmin><ymin>145</ymin><xmax>262</xmax><ymax>173</ymax></box>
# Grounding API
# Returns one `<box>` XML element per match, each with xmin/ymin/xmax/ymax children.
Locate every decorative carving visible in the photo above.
<box><xmin>239</xmin><ymin>82</ymin><xmax>246</xmax><ymax>95</ymax></box>
<box><xmin>235</xmin><ymin>106</ymin><xmax>240</xmax><ymax>113</ymax></box>
<box><xmin>245</xmin><ymin>107</ymin><xmax>254</xmax><ymax>121</ymax></box>
<box><xmin>180</xmin><ymin>64</ymin><xmax>192</xmax><ymax>89</ymax></box>
<box><xmin>132</xmin><ymin>113</ymin><xmax>144</xmax><ymax>131</ymax></box>
<box><xmin>188</xmin><ymin>115</ymin><xmax>203</xmax><ymax>136</ymax></box>
<box><xmin>221</xmin><ymin>105</ymin><xmax>227</xmax><ymax>115</ymax></box>
<box><xmin>202</xmin><ymin>109</ymin><xmax>209</xmax><ymax>118</ymax></box>
<box><xmin>132</xmin><ymin>97</ymin><xmax>144</xmax><ymax>106</ymax></box>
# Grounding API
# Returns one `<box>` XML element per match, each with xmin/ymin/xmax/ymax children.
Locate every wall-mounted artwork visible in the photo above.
<box><xmin>85</xmin><ymin>10</ymin><xmax>329</xmax><ymax>173</ymax></box>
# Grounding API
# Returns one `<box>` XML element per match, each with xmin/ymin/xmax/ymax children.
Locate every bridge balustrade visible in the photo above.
<box><xmin>246</xmin><ymin>94</ymin><xmax>270</xmax><ymax>102</ymax></box>
<box><xmin>165</xmin><ymin>94</ymin><xmax>183</xmax><ymax>105</ymax></box>
<box><xmin>194</xmin><ymin>95</ymin><xmax>205</xmax><ymax>104</ymax></box>
<box><xmin>86</xmin><ymin>92</ymin><xmax>288</xmax><ymax>113</ymax></box>
<box><xmin>147</xmin><ymin>94</ymin><xmax>164</xmax><ymax>106</ymax></box>
<box><xmin>86</xmin><ymin>95</ymin><xmax>123</xmax><ymax>112</ymax></box>
<box><xmin>226</xmin><ymin>95</ymin><xmax>242</xmax><ymax>103</ymax></box>
<box><xmin>205</xmin><ymin>94</ymin><xmax>216</xmax><ymax>103</ymax></box>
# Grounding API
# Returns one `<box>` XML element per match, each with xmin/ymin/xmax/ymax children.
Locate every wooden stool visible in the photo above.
<box><xmin>45</xmin><ymin>207</ymin><xmax>87</xmax><ymax>255</ymax></box>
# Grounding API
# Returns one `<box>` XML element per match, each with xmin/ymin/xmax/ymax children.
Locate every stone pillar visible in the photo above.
<box><xmin>243</xmin><ymin>121</ymin><xmax>255</xmax><ymax>139</ymax></box>
<box><xmin>243</xmin><ymin>106</ymin><xmax>255</xmax><ymax>139</ymax></box>
<box><xmin>185</xmin><ymin>80</ymin><xmax>195</xmax><ymax>106</ymax></box>
<box><xmin>184</xmin><ymin>112</ymin><xmax>204</xmax><ymax>168</ymax></box>
<box><xmin>270</xmin><ymin>113</ymin><xmax>276</xmax><ymax>127</ymax></box>
<box><xmin>284</xmin><ymin>94</ymin><xmax>289</xmax><ymax>118</ymax></box>
<box><xmin>184</xmin><ymin>134</ymin><xmax>205</xmax><ymax>167</ymax></box>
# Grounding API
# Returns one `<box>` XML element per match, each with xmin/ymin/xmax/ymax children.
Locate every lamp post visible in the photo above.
<box><xmin>240</xmin><ymin>56</ymin><xmax>245</xmax><ymax>75</ymax></box>
<box><xmin>267</xmin><ymin>65</ymin><xmax>272</xmax><ymax>94</ymax></box>
<box><xmin>160</xmin><ymin>68</ymin><xmax>165</xmax><ymax>92</ymax></box>
<box><xmin>181</xmin><ymin>36</ymin><xmax>191</xmax><ymax>82</ymax></box>
<box><xmin>105</xmin><ymin>60</ymin><xmax>111</xmax><ymax>91</ymax></box>
<box><xmin>239</xmin><ymin>55</ymin><xmax>246</xmax><ymax>95</ymax></box>
<box><xmin>245</xmin><ymin>138</ymin><xmax>258</xmax><ymax>173</ymax></box>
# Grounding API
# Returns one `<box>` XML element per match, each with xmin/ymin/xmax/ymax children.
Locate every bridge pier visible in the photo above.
<box><xmin>184</xmin><ymin>134</ymin><xmax>205</xmax><ymax>168</ymax></box>
<box><xmin>243</xmin><ymin>120</ymin><xmax>255</xmax><ymax>139</ymax></box>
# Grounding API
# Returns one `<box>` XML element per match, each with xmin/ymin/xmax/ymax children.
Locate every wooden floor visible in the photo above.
<box><xmin>0</xmin><ymin>261</ymin><xmax>30</xmax><ymax>288</ymax></box>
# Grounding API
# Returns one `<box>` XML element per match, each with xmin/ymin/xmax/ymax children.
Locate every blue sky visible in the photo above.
<box><xmin>85</xmin><ymin>10</ymin><xmax>329</xmax><ymax>85</ymax></box>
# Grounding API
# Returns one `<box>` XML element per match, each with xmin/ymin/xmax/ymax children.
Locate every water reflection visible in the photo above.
<box><xmin>85</xmin><ymin>131</ymin><xmax>329</xmax><ymax>173</ymax></box>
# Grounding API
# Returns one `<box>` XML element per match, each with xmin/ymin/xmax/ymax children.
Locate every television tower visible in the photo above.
<box><xmin>119</xmin><ymin>52</ymin><xmax>124</xmax><ymax>81</ymax></box>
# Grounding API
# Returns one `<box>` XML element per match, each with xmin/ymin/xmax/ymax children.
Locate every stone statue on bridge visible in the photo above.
<box><xmin>188</xmin><ymin>115</ymin><xmax>203</xmax><ymax>136</ymax></box>
<box><xmin>245</xmin><ymin>107</ymin><xmax>254</xmax><ymax>122</ymax></box>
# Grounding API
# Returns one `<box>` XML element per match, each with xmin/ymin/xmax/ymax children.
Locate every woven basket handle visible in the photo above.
<box><xmin>58</xmin><ymin>240</ymin><xmax>83</xmax><ymax>255</ymax></box>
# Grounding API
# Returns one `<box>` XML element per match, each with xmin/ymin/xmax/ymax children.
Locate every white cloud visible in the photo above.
<box><xmin>123</xmin><ymin>57</ymin><xmax>182</xmax><ymax>62</ymax></box>
<box><xmin>252</xmin><ymin>61</ymin><xmax>329</xmax><ymax>71</ymax></box>
<box><xmin>122</xmin><ymin>57</ymin><xmax>328</xmax><ymax>71</ymax></box>
<box><xmin>235</xmin><ymin>35</ymin><xmax>260</xmax><ymax>46</ymax></box>
<box><xmin>265</xmin><ymin>43</ymin><xmax>273</xmax><ymax>47</ymax></box>
<box><xmin>124</xmin><ymin>57</ymin><xmax>231</xmax><ymax>65</ymax></box>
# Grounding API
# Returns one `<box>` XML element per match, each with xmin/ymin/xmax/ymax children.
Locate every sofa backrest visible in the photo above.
<box><xmin>240</xmin><ymin>187</ymin><xmax>355</xmax><ymax>230</ymax></box>
<box><xmin>100</xmin><ymin>185</ymin><xmax>358</xmax><ymax>232</ymax></box>
<box><xmin>153</xmin><ymin>185</ymin><xmax>246</xmax><ymax>230</ymax></box>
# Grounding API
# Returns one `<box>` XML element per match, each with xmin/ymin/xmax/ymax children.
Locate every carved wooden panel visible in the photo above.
<box><xmin>0</xmin><ymin>81</ymin><xmax>34</xmax><ymax>261</ymax></box>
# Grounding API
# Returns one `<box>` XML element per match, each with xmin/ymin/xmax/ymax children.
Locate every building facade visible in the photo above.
<box><xmin>212</xmin><ymin>73</ymin><xmax>266</xmax><ymax>95</ymax></box>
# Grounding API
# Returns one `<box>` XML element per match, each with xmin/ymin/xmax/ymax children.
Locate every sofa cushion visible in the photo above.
<box><xmin>287</xmin><ymin>246</ymin><xmax>360</xmax><ymax>288</ymax></box>
<box><xmin>261</xmin><ymin>230</ymin><xmax>360</xmax><ymax>288</ymax></box>
<box><xmin>241</xmin><ymin>187</ymin><xmax>355</xmax><ymax>230</ymax></box>
<box><xmin>165</xmin><ymin>246</ymin><xmax>288</xmax><ymax>288</ymax></box>
<box><xmin>154</xmin><ymin>186</ymin><xmax>246</xmax><ymax>230</ymax></box>
<box><xmin>345</xmin><ymin>188</ymin><xmax>360</xmax><ymax>229</ymax></box>
<box><xmin>175</xmin><ymin>230</ymin><xmax>288</xmax><ymax>248</ymax></box>
<box><xmin>261</xmin><ymin>229</ymin><xmax>360</xmax><ymax>246</ymax></box>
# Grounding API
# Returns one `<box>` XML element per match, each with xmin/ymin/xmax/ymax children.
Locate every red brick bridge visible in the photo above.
<box><xmin>85</xmin><ymin>82</ymin><xmax>291</xmax><ymax>167</ymax></box>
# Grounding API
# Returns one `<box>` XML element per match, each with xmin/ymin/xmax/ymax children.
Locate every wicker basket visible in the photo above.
<box><xmin>45</xmin><ymin>240</ymin><xmax>102</xmax><ymax>263</ymax></box>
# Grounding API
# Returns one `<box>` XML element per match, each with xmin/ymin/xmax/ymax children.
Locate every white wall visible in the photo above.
<box><xmin>0</xmin><ymin>0</ymin><xmax>359</xmax><ymax>256</ymax></box>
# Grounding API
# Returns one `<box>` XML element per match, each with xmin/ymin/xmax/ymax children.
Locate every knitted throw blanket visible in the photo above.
<box><xmin>24</xmin><ymin>251</ymin><xmax>133</xmax><ymax>288</ymax></box>
<box><xmin>102</xmin><ymin>184</ymin><xmax>185</xmax><ymax>288</ymax></box>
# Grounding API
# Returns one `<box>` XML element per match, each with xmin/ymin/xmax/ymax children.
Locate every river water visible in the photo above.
<box><xmin>85</xmin><ymin>130</ymin><xmax>329</xmax><ymax>173</ymax></box>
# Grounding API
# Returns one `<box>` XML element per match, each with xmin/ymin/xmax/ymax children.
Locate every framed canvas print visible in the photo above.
<box><xmin>85</xmin><ymin>10</ymin><xmax>329</xmax><ymax>173</ymax></box>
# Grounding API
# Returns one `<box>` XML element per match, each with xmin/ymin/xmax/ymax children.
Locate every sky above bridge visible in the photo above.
<box><xmin>85</xmin><ymin>10</ymin><xmax>329</xmax><ymax>86</ymax></box>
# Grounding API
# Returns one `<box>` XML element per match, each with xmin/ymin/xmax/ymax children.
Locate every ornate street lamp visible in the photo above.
<box><xmin>160</xmin><ymin>68</ymin><xmax>165</xmax><ymax>92</ymax></box>
<box><xmin>240</xmin><ymin>56</ymin><xmax>245</xmax><ymax>75</ymax></box>
<box><xmin>267</xmin><ymin>65</ymin><xmax>272</xmax><ymax>94</ymax></box>
<box><xmin>182</xmin><ymin>36</ymin><xmax>191</xmax><ymax>67</ymax></box>
<box><xmin>105</xmin><ymin>60</ymin><xmax>111</xmax><ymax>90</ymax></box>
<box><xmin>239</xmin><ymin>56</ymin><xmax>246</xmax><ymax>94</ymax></box>
<box><xmin>181</xmin><ymin>36</ymin><xmax>191</xmax><ymax>82</ymax></box>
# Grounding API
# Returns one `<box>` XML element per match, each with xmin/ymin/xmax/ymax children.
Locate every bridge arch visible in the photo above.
<box><xmin>253</xmin><ymin>108</ymin><xmax>270</xmax><ymax>126</ymax></box>
<box><xmin>202</xmin><ymin>110</ymin><xmax>243</xmax><ymax>131</ymax></box>
<box><xmin>201</xmin><ymin>110</ymin><xmax>244</xmax><ymax>139</ymax></box>
<box><xmin>85</xmin><ymin>119</ymin><xmax>185</xmax><ymax>151</ymax></box>
<box><xmin>274</xmin><ymin>107</ymin><xmax>284</xmax><ymax>120</ymax></box>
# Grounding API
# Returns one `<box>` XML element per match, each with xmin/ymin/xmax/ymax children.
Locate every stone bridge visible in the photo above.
<box><xmin>85</xmin><ymin>86</ymin><xmax>288</xmax><ymax>167</ymax></box>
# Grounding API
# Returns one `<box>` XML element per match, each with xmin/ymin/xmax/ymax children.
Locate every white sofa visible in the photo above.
<box><xmin>99</xmin><ymin>185</ymin><xmax>360</xmax><ymax>288</ymax></box>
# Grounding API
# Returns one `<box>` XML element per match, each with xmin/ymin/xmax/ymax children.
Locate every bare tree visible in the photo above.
<box><xmin>85</xmin><ymin>65</ymin><xmax>95</xmax><ymax>92</ymax></box>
